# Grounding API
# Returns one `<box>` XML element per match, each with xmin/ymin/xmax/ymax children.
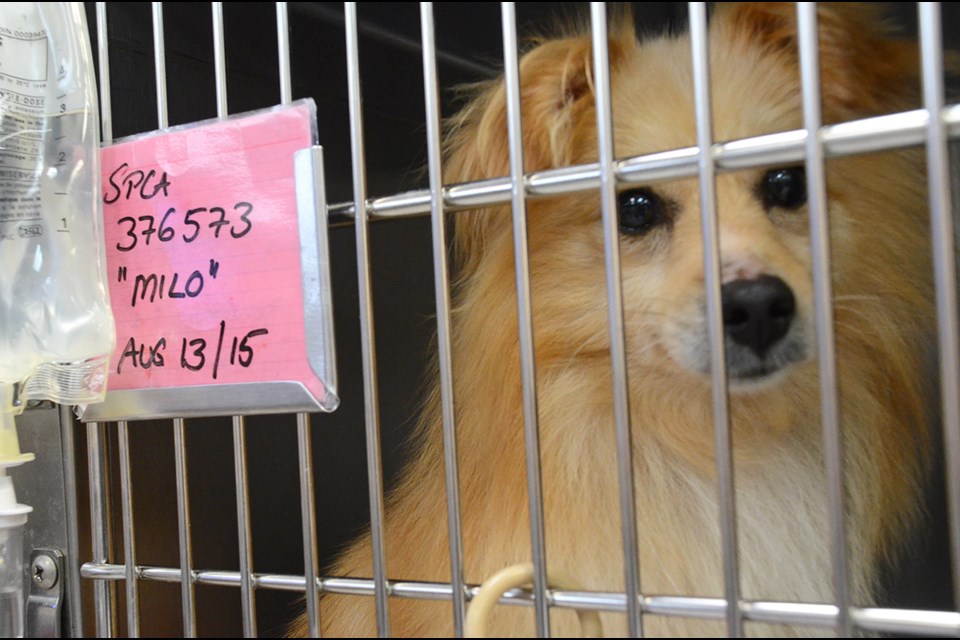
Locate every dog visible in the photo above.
<box><xmin>292</xmin><ymin>3</ymin><xmax>940</xmax><ymax>636</ymax></box>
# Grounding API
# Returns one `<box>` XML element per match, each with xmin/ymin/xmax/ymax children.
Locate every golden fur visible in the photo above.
<box><xmin>293</xmin><ymin>3</ymin><xmax>935</xmax><ymax>636</ymax></box>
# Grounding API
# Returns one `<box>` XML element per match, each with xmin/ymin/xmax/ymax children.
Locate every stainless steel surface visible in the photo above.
<box><xmin>317</xmin><ymin>108</ymin><xmax>960</xmax><ymax>226</ymax></box>
<box><xmin>57</xmin><ymin>406</ymin><xmax>84</xmax><ymax>638</ymax></box>
<box><xmin>96</xmin><ymin>2</ymin><xmax>113</xmax><ymax>144</ymax></box>
<box><xmin>296</xmin><ymin>147</ymin><xmax>340</xmax><ymax>409</ymax></box>
<box><xmin>285</xmin><ymin>6</ymin><xmax>323</xmax><ymax>630</ymax></box>
<box><xmin>501</xmin><ymin>3</ymin><xmax>551</xmax><ymax>634</ymax></box>
<box><xmin>212</xmin><ymin>2</ymin><xmax>227</xmax><ymax>119</ymax></box>
<box><xmin>31</xmin><ymin>553</ymin><xmax>58</xmax><ymax>591</ymax></box>
<box><xmin>297</xmin><ymin>412</ymin><xmax>322</xmax><ymax>638</ymax></box>
<box><xmin>77</xmin><ymin>561</ymin><xmax>960</xmax><ymax>636</ymax></box>
<box><xmin>86</xmin><ymin>422</ymin><xmax>114</xmax><ymax>637</ymax></box>
<box><xmin>590</xmin><ymin>3</ymin><xmax>641</xmax><ymax>636</ymax></box>
<box><xmin>852</xmin><ymin>607</ymin><xmax>960</xmax><ymax>636</ymax></box>
<box><xmin>797</xmin><ymin>5</ymin><xmax>851</xmax><ymax>636</ymax></box>
<box><xmin>79</xmin><ymin>381</ymin><xmax>333</xmax><ymax>422</ymax></box>
<box><xmin>345</xmin><ymin>3</ymin><xmax>391</xmax><ymax>635</ymax></box>
<box><xmin>688</xmin><ymin>3</ymin><xmax>740</xmax><ymax>636</ymax></box>
<box><xmin>151</xmin><ymin>2</ymin><xmax>168</xmax><ymax>129</ymax></box>
<box><xmin>91</xmin><ymin>5</ymin><xmax>117</xmax><ymax>634</ymax></box>
<box><xmin>172</xmin><ymin>417</ymin><xmax>197</xmax><ymax>637</ymax></box>
<box><xmin>277</xmin><ymin>2</ymin><xmax>293</xmax><ymax>105</ymax></box>
<box><xmin>11</xmin><ymin>407</ymin><xmax>81</xmax><ymax>636</ymax></box>
<box><xmin>117</xmin><ymin>421</ymin><xmax>140</xmax><ymax>637</ymax></box>
<box><xmin>420</xmin><ymin>3</ymin><xmax>466</xmax><ymax>636</ymax></box>
<box><xmin>232</xmin><ymin>416</ymin><xmax>257</xmax><ymax>637</ymax></box>
<box><xmin>919</xmin><ymin>1</ymin><xmax>960</xmax><ymax>611</ymax></box>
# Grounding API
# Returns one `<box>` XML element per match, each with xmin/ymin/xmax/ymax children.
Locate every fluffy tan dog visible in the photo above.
<box><xmin>295</xmin><ymin>3</ymin><xmax>936</xmax><ymax>636</ymax></box>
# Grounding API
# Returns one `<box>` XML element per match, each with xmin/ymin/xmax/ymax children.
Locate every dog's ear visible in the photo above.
<box><xmin>445</xmin><ymin>26</ymin><xmax>636</xmax><ymax>182</ymax></box>
<box><xmin>714</xmin><ymin>2</ymin><xmax>920</xmax><ymax>119</ymax></box>
<box><xmin>445</xmin><ymin>25</ymin><xmax>635</xmax><ymax>274</ymax></box>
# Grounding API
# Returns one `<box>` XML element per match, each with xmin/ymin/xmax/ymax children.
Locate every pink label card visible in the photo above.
<box><xmin>81</xmin><ymin>100</ymin><xmax>338</xmax><ymax>421</ymax></box>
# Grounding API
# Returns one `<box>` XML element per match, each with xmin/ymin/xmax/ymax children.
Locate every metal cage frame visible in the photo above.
<box><xmin>74</xmin><ymin>2</ymin><xmax>960</xmax><ymax>637</ymax></box>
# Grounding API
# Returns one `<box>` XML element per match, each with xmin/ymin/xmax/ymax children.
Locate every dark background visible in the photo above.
<box><xmin>74</xmin><ymin>3</ymin><xmax>954</xmax><ymax>636</ymax></box>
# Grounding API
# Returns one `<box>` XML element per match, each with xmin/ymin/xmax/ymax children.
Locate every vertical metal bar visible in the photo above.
<box><xmin>92</xmin><ymin>9</ymin><xmax>116</xmax><ymax>635</ymax></box>
<box><xmin>58</xmin><ymin>405</ymin><xmax>84</xmax><ymax>637</ymax></box>
<box><xmin>277</xmin><ymin>3</ymin><xmax>323</xmax><ymax>635</ymax></box>
<box><xmin>499</xmin><ymin>4</ymin><xmax>551</xmax><ymax>636</ymax></box>
<box><xmin>919</xmin><ymin>1</ymin><xmax>960</xmax><ymax>611</ymax></box>
<box><xmin>117</xmin><ymin>421</ymin><xmax>140</xmax><ymax>637</ymax></box>
<box><xmin>344</xmin><ymin>4</ymin><xmax>391</xmax><ymax>635</ymax></box>
<box><xmin>213</xmin><ymin>8</ymin><xmax>262</xmax><ymax>635</ymax></box>
<box><xmin>796</xmin><ymin>4</ymin><xmax>851</xmax><ymax>636</ymax></box>
<box><xmin>297</xmin><ymin>413</ymin><xmax>322</xmax><ymax>637</ymax></box>
<box><xmin>589</xmin><ymin>3</ymin><xmax>642</xmax><ymax>636</ymax></box>
<box><xmin>233</xmin><ymin>415</ymin><xmax>257</xmax><ymax>637</ymax></box>
<box><xmin>87</xmin><ymin>422</ymin><xmax>114</xmax><ymax>637</ymax></box>
<box><xmin>419</xmin><ymin>4</ymin><xmax>466</xmax><ymax>636</ymax></box>
<box><xmin>213</xmin><ymin>23</ymin><xmax>258</xmax><ymax>632</ymax></box>
<box><xmin>172</xmin><ymin>418</ymin><xmax>197</xmax><ymax>637</ymax></box>
<box><xmin>95</xmin><ymin>2</ymin><xmax>113</xmax><ymax>143</ymax></box>
<box><xmin>277</xmin><ymin>2</ymin><xmax>293</xmax><ymax>105</ymax></box>
<box><xmin>688</xmin><ymin>4</ymin><xmax>741</xmax><ymax>637</ymax></box>
<box><xmin>160</xmin><ymin>7</ymin><xmax>228</xmax><ymax>638</ymax></box>
<box><xmin>151</xmin><ymin>2</ymin><xmax>168</xmax><ymax>129</ymax></box>
<box><xmin>212</xmin><ymin>2</ymin><xmax>228</xmax><ymax>118</ymax></box>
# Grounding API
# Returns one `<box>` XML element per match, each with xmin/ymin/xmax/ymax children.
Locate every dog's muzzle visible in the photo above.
<box><xmin>720</xmin><ymin>275</ymin><xmax>805</xmax><ymax>380</ymax></box>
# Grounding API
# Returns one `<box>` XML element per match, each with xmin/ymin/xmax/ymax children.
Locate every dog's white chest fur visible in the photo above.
<box><xmin>531</xmin><ymin>428</ymin><xmax>865</xmax><ymax>638</ymax></box>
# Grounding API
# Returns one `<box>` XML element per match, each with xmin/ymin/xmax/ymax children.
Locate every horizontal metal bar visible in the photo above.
<box><xmin>853</xmin><ymin>608</ymin><xmax>960</xmax><ymax>636</ymax></box>
<box><xmin>79</xmin><ymin>563</ymin><xmax>960</xmax><ymax>635</ymax></box>
<box><xmin>743</xmin><ymin>601</ymin><xmax>837</xmax><ymax>627</ymax></box>
<box><xmin>324</xmin><ymin>105</ymin><xmax>960</xmax><ymax>226</ymax></box>
<box><xmin>645</xmin><ymin>596</ymin><xmax>728</xmax><ymax>620</ymax></box>
<box><xmin>316</xmin><ymin>578</ymin><xmax>534</xmax><ymax>605</ymax></box>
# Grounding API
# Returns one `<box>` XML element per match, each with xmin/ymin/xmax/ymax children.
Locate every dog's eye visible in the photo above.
<box><xmin>761</xmin><ymin>167</ymin><xmax>807</xmax><ymax>210</ymax></box>
<box><xmin>618</xmin><ymin>188</ymin><xmax>667</xmax><ymax>236</ymax></box>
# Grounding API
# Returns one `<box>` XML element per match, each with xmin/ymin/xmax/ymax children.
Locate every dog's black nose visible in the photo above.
<box><xmin>721</xmin><ymin>275</ymin><xmax>796</xmax><ymax>358</ymax></box>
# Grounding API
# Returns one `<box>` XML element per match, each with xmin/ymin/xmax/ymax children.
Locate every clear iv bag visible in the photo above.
<box><xmin>0</xmin><ymin>3</ymin><xmax>115</xmax><ymax>417</ymax></box>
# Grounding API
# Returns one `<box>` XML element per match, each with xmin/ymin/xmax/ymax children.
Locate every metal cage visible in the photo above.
<box><xmin>11</xmin><ymin>1</ymin><xmax>960</xmax><ymax>637</ymax></box>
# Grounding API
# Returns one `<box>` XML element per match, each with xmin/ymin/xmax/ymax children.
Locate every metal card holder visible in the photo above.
<box><xmin>79</xmin><ymin>143</ymin><xmax>338</xmax><ymax>421</ymax></box>
<box><xmin>296</xmin><ymin>145</ymin><xmax>338</xmax><ymax>411</ymax></box>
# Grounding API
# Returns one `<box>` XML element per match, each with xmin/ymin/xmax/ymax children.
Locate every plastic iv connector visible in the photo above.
<box><xmin>0</xmin><ymin>419</ymin><xmax>31</xmax><ymax>638</ymax></box>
